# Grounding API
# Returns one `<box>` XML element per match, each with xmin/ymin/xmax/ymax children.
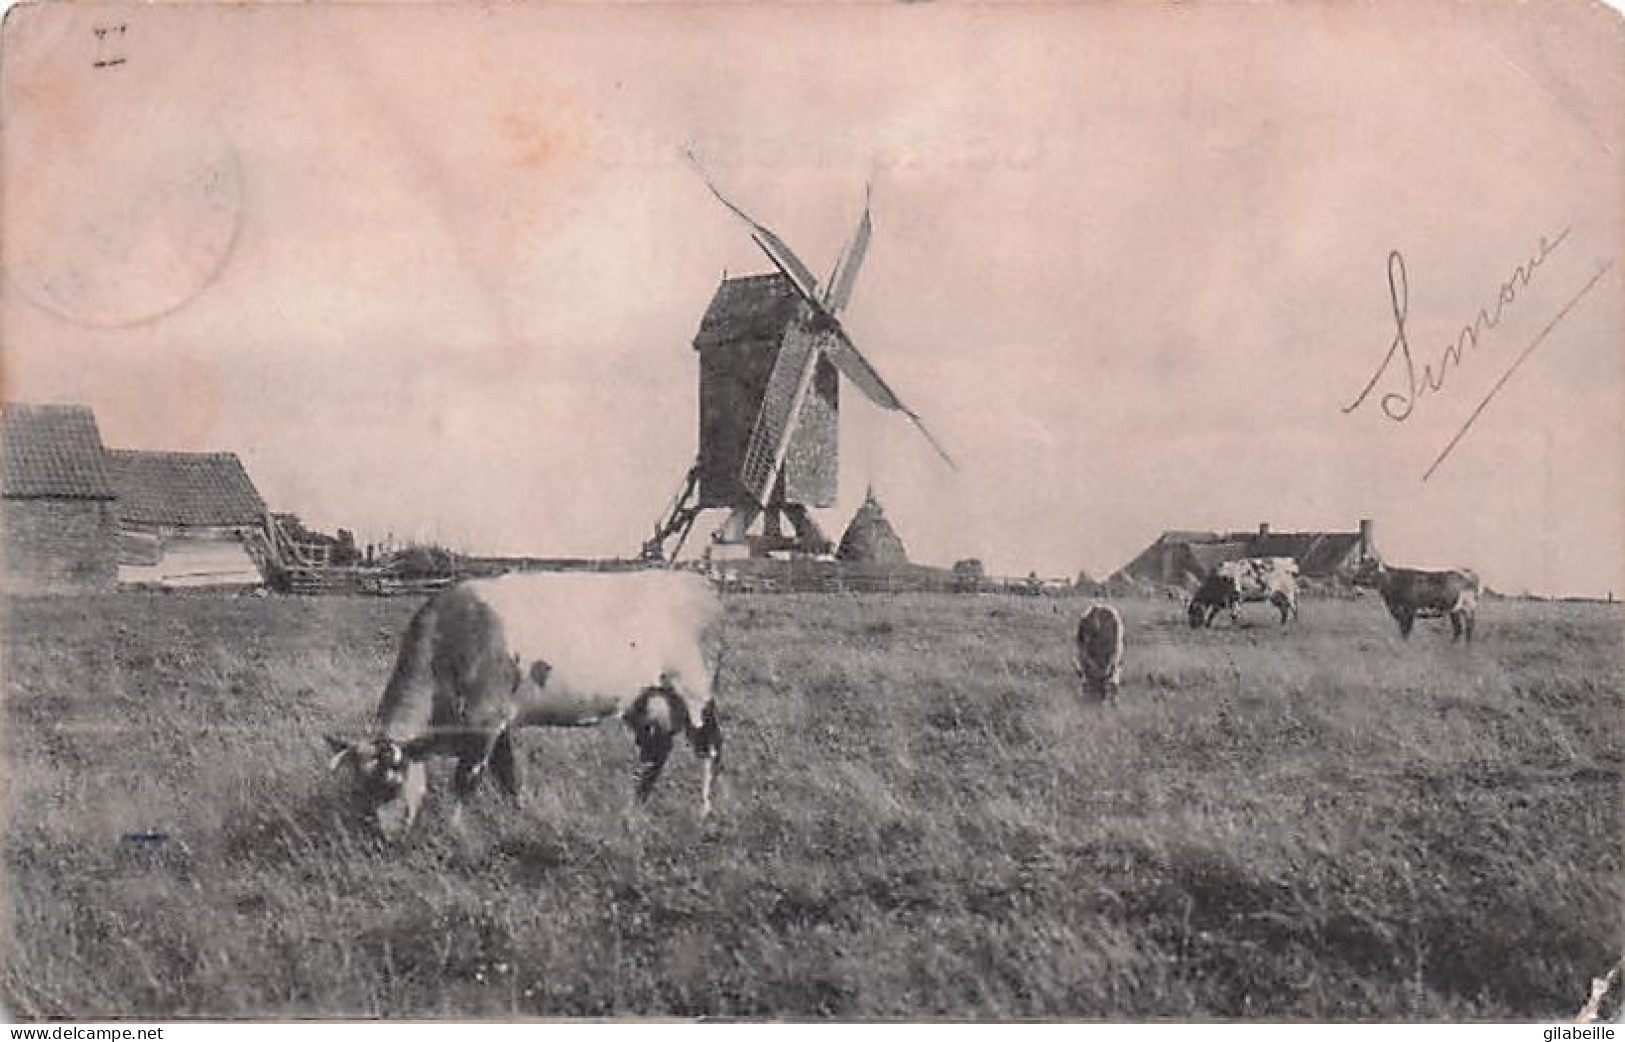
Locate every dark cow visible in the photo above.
<box><xmin>1074</xmin><ymin>603</ymin><xmax>1125</xmax><ymax>702</ymax></box>
<box><xmin>1354</xmin><ymin>560</ymin><xmax>1479</xmax><ymax>642</ymax></box>
<box><xmin>324</xmin><ymin>570</ymin><xmax>724</xmax><ymax>838</ymax></box>
<box><xmin>1187</xmin><ymin>557</ymin><xmax>1299</xmax><ymax>628</ymax></box>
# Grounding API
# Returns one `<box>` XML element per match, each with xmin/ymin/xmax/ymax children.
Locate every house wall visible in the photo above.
<box><xmin>1</xmin><ymin>498</ymin><xmax>118</xmax><ymax>592</ymax></box>
<box><xmin>116</xmin><ymin>522</ymin><xmax>270</xmax><ymax>588</ymax></box>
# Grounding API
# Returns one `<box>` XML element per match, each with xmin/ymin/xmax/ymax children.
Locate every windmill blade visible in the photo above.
<box><xmin>685</xmin><ymin>150</ymin><xmax>824</xmax><ymax>305</ymax></box>
<box><xmin>738</xmin><ymin>324</ymin><xmax>823</xmax><ymax>506</ymax></box>
<box><xmin>818</xmin><ymin>323</ymin><xmax>957</xmax><ymax>470</ymax></box>
<box><xmin>900</xmin><ymin>409</ymin><xmax>958</xmax><ymax>472</ymax></box>
<box><xmin>822</xmin><ymin>186</ymin><xmax>872</xmax><ymax>315</ymax></box>
<box><xmin>814</xmin><ymin>320</ymin><xmax>901</xmax><ymax>412</ymax></box>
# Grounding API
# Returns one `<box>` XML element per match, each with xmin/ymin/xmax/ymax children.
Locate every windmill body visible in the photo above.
<box><xmin>694</xmin><ymin>274</ymin><xmax>839</xmax><ymax>512</ymax></box>
<box><xmin>640</xmin><ymin>169</ymin><xmax>954</xmax><ymax>564</ymax></box>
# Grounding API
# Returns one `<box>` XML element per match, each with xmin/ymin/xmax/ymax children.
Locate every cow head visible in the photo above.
<box><xmin>324</xmin><ymin>736</ymin><xmax>428</xmax><ymax>839</ymax></box>
<box><xmin>1351</xmin><ymin>557</ymin><xmax>1385</xmax><ymax>588</ymax></box>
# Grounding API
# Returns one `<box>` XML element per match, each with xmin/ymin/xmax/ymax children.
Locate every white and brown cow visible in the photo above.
<box><xmin>1187</xmin><ymin>557</ymin><xmax>1299</xmax><ymax>628</ymax></box>
<box><xmin>1074</xmin><ymin>603</ymin><xmax>1125</xmax><ymax>702</ymax></box>
<box><xmin>1354</xmin><ymin>560</ymin><xmax>1479</xmax><ymax>642</ymax></box>
<box><xmin>324</xmin><ymin>569</ymin><xmax>724</xmax><ymax>838</ymax></box>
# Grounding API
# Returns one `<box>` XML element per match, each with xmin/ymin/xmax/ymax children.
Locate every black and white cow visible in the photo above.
<box><xmin>1187</xmin><ymin>557</ymin><xmax>1299</xmax><ymax>628</ymax></box>
<box><xmin>324</xmin><ymin>570</ymin><xmax>724</xmax><ymax>838</ymax></box>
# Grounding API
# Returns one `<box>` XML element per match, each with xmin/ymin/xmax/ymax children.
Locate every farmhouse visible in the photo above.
<box><xmin>109</xmin><ymin>450</ymin><xmax>274</xmax><ymax>589</ymax></box>
<box><xmin>1112</xmin><ymin>520</ymin><xmax>1379</xmax><ymax>589</ymax></box>
<box><xmin>1</xmin><ymin>403</ymin><xmax>120</xmax><ymax>592</ymax></box>
<box><xmin>2</xmin><ymin>400</ymin><xmax>280</xmax><ymax>592</ymax></box>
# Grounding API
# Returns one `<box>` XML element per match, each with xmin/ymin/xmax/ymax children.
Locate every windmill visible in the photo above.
<box><xmin>641</xmin><ymin>163</ymin><xmax>955</xmax><ymax>563</ymax></box>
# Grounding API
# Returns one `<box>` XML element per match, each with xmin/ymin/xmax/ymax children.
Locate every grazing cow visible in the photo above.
<box><xmin>1074</xmin><ymin>603</ymin><xmax>1125</xmax><ymax>702</ymax></box>
<box><xmin>324</xmin><ymin>569</ymin><xmax>724</xmax><ymax>838</ymax></box>
<box><xmin>1354</xmin><ymin>560</ymin><xmax>1479</xmax><ymax>642</ymax></box>
<box><xmin>1187</xmin><ymin>557</ymin><xmax>1299</xmax><ymax>628</ymax></box>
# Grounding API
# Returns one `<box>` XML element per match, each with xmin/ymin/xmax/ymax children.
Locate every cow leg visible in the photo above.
<box><xmin>632</xmin><ymin>723</ymin><xmax>674</xmax><ymax>803</ymax></box>
<box><xmin>1397</xmin><ymin>610</ymin><xmax>1415</xmax><ymax>639</ymax></box>
<box><xmin>625</xmin><ymin>686</ymin><xmax>679</xmax><ymax>805</ymax></box>
<box><xmin>452</xmin><ymin>753</ymin><xmax>485</xmax><ymax>801</ymax></box>
<box><xmin>1464</xmin><ymin>612</ymin><xmax>1475</xmax><ymax>643</ymax></box>
<box><xmin>453</xmin><ymin>727</ymin><xmax>507</xmax><ymax>801</ymax></box>
<box><xmin>443</xmin><ymin>653</ymin><xmax>523</xmax><ymax>823</ymax></box>
<box><xmin>688</xmin><ymin>701</ymin><xmax>724</xmax><ymax>818</ymax></box>
<box><xmin>688</xmin><ymin>701</ymin><xmax>723</xmax><ymax>770</ymax></box>
<box><xmin>489</xmin><ymin>728</ymin><xmax>521</xmax><ymax>800</ymax></box>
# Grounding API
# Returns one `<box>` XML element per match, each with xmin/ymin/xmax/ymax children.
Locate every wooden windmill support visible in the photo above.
<box><xmin>709</xmin><ymin>471</ymin><xmax>832</xmax><ymax>557</ymax></box>
<box><xmin>641</xmin><ymin>462</ymin><xmax>703</xmax><ymax>563</ymax></box>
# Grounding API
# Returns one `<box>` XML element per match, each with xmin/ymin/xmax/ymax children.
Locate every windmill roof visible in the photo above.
<box><xmin>1</xmin><ymin>402</ymin><xmax>116</xmax><ymax>499</ymax></box>
<box><xmin>692</xmin><ymin>273</ymin><xmax>804</xmax><ymax>350</ymax></box>
<box><xmin>109</xmin><ymin>450</ymin><xmax>267</xmax><ymax>526</ymax></box>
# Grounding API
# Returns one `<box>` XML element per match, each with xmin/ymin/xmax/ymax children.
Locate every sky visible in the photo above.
<box><xmin>2</xmin><ymin>1</ymin><xmax>1621</xmax><ymax>596</ymax></box>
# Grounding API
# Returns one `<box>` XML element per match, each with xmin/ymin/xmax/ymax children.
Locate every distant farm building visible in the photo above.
<box><xmin>1113</xmin><ymin>520</ymin><xmax>1379</xmax><ymax>589</ymax></box>
<box><xmin>109</xmin><ymin>450</ymin><xmax>274</xmax><ymax>589</ymax></box>
<box><xmin>1</xmin><ymin>401</ymin><xmax>278</xmax><ymax>592</ymax></box>
<box><xmin>1</xmin><ymin>403</ymin><xmax>120</xmax><ymax>592</ymax></box>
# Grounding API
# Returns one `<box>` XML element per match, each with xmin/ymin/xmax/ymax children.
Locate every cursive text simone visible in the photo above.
<box><xmin>1343</xmin><ymin>228</ymin><xmax>1570</xmax><ymax>422</ymax></box>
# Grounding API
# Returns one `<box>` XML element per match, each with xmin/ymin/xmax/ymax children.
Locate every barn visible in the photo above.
<box><xmin>0</xmin><ymin>403</ymin><xmax>120</xmax><ymax>592</ymax></box>
<box><xmin>1112</xmin><ymin>520</ymin><xmax>1379</xmax><ymax>589</ymax></box>
<box><xmin>109</xmin><ymin>450</ymin><xmax>274</xmax><ymax>589</ymax></box>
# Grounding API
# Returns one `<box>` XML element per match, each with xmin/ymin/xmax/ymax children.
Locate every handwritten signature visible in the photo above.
<box><xmin>1344</xmin><ymin>229</ymin><xmax>1614</xmax><ymax>480</ymax></box>
<box><xmin>1343</xmin><ymin>228</ymin><xmax>1569</xmax><ymax>423</ymax></box>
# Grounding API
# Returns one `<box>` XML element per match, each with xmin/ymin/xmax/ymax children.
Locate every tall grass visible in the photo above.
<box><xmin>2</xmin><ymin>590</ymin><xmax>1618</xmax><ymax>1019</ymax></box>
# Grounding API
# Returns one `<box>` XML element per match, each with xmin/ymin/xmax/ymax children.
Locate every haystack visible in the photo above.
<box><xmin>837</xmin><ymin>490</ymin><xmax>908</xmax><ymax>565</ymax></box>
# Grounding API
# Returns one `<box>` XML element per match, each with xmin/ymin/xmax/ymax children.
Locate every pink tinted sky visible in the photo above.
<box><xmin>2</xmin><ymin>1</ymin><xmax>1621</xmax><ymax>595</ymax></box>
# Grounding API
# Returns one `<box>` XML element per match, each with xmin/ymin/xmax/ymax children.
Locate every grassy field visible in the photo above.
<box><xmin>2</xmin><ymin>589</ymin><xmax>1620</xmax><ymax>1020</ymax></box>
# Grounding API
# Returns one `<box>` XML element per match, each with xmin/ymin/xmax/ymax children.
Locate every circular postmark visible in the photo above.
<box><xmin>9</xmin><ymin>110</ymin><xmax>244</xmax><ymax>330</ymax></box>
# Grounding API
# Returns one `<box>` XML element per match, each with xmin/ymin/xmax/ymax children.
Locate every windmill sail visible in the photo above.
<box><xmin>687</xmin><ymin>153</ymin><xmax>824</xmax><ymax>304</ymax></box>
<box><xmin>822</xmin><ymin>191</ymin><xmax>872</xmax><ymax>315</ymax></box>
<box><xmin>738</xmin><ymin>324</ymin><xmax>823</xmax><ymax>506</ymax></box>
<box><xmin>818</xmin><ymin>324</ymin><xmax>957</xmax><ymax>470</ymax></box>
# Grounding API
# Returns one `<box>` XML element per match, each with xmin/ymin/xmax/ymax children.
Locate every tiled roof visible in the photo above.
<box><xmin>1185</xmin><ymin>540</ymin><xmax>1252</xmax><ymax>575</ymax></box>
<box><xmin>109</xmin><ymin>450</ymin><xmax>267</xmax><ymax>526</ymax></box>
<box><xmin>1</xmin><ymin>402</ymin><xmax>116</xmax><ymax>499</ymax></box>
<box><xmin>1252</xmin><ymin>532</ymin><xmax>1365</xmax><ymax>574</ymax></box>
<box><xmin>1115</xmin><ymin>527</ymin><xmax>1373</xmax><ymax>584</ymax></box>
<box><xmin>1159</xmin><ymin>530</ymin><xmax>1221</xmax><ymax>544</ymax></box>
